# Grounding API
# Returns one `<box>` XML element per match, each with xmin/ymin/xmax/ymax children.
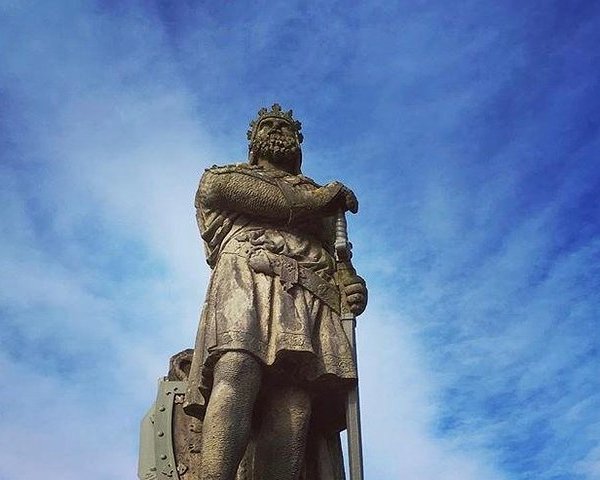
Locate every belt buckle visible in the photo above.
<box><xmin>279</xmin><ymin>256</ymin><xmax>299</xmax><ymax>292</ymax></box>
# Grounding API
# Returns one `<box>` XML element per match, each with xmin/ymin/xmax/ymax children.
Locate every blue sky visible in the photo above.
<box><xmin>1</xmin><ymin>1</ymin><xmax>599</xmax><ymax>479</ymax></box>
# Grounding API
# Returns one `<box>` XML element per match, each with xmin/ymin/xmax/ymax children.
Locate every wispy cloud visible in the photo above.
<box><xmin>1</xmin><ymin>1</ymin><xmax>599</xmax><ymax>479</ymax></box>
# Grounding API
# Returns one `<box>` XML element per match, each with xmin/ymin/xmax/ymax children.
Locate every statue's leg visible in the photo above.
<box><xmin>254</xmin><ymin>384</ymin><xmax>312</xmax><ymax>480</ymax></box>
<box><xmin>199</xmin><ymin>351</ymin><xmax>262</xmax><ymax>480</ymax></box>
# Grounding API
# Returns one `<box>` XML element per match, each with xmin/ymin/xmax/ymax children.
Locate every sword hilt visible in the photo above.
<box><xmin>335</xmin><ymin>211</ymin><xmax>352</xmax><ymax>262</ymax></box>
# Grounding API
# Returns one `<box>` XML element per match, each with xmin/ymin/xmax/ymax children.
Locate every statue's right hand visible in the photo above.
<box><xmin>329</xmin><ymin>182</ymin><xmax>358</xmax><ymax>214</ymax></box>
<box><xmin>317</xmin><ymin>182</ymin><xmax>358</xmax><ymax>215</ymax></box>
<box><xmin>341</xmin><ymin>184</ymin><xmax>358</xmax><ymax>214</ymax></box>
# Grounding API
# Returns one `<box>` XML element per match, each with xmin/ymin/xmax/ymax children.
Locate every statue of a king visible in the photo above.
<box><xmin>183</xmin><ymin>104</ymin><xmax>368</xmax><ymax>480</ymax></box>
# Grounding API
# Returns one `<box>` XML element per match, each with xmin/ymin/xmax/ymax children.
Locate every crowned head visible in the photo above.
<box><xmin>247</xmin><ymin>104</ymin><xmax>303</xmax><ymax>174</ymax></box>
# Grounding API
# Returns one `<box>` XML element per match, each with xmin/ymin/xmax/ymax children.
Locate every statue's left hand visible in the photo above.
<box><xmin>343</xmin><ymin>275</ymin><xmax>368</xmax><ymax>316</ymax></box>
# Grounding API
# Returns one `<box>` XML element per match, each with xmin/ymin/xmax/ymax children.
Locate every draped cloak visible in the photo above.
<box><xmin>185</xmin><ymin>164</ymin><xmax>357</xmax><ymax>480</ymax></box>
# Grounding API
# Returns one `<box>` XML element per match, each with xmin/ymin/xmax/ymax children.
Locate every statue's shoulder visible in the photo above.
<box><xmin>296</xmin><ymin>174</ymin><xmax>320</xmax><ymax>187</ymax></box>
<box><xmin>203</xmin><ymin>162</ymin><xmax>258</xmax><ymax>175</ymax></box>
<box><xmin>202</xmin><ymin>163</ymin><xmax>286</xmax><ymax>185</ymax></box>
<box><xmin>201</xmin><ymin>163</ymin><xmax>321</xmax><ymax>188</ymax></box>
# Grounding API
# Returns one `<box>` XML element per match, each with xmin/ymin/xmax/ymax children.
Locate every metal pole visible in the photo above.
<box><xmin>335</xmin><ymin>212</ymin><xmax>365</xmax><ymax>480</ymax></box>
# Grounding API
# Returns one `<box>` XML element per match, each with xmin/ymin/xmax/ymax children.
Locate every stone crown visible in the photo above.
<box><xmin>247</xmin><ymin>103</ymin><xmax>304</xmax><ymax>144</ymax></box>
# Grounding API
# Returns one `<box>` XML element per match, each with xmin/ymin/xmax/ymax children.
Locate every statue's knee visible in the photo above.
<box><xmin>289</xmin><ymin>405</ymin><xmax>311</xmax><ymax>431</ymax></box>
<box><xmin>214</xmin><ymin>351</ymin><xmax>261</xmax><ymax>387</ymax></box>
<box><xmin>290</xmin><ymin>388</ymin><xmax>311</xmax><ymax>414</ymax></box>
<box><xmin>291</xmin><ymin>392</ymin><xmax>312</xmax><ymax>425</ymax></box>
<box><xmin>273</xmin><ymin>387</ymin><xmax>312</xmax><ymax>427</ymax></box>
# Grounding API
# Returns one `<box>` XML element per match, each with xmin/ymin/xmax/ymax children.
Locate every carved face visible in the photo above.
<box><xmin>252</xmin><ymin>117</ymin><xmax>301</xmax><ymax>166</ymax></box>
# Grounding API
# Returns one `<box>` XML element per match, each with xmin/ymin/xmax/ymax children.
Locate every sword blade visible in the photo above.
<box><xmin>342</xmin><ymin>313</ymin><xmax>364</xmax><ymax>480</ymax></box>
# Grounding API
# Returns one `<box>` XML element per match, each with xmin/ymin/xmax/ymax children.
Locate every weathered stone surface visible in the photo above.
<box><xmin>139</xmin><ymin>105</ymin><xmax>367</xmax><ymax>480</ymax></box>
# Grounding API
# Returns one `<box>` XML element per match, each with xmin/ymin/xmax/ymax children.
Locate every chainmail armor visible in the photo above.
<box><xmin>198</xmin><ymin>164</ymin><xmax>343</xmax><ymax>224</ymax></box>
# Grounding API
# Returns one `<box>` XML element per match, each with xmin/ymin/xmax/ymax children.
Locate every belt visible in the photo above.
<box><xmin>224</xmin><ymin>248</ymin><xmax>340</xmax><ymax>314</ymax></box>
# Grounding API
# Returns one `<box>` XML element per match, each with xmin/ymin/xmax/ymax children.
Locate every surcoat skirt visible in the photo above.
<box><xmin>185</xmin><ymin>223</ymin><xmax>357</xmax><ymax>422</ymax></box>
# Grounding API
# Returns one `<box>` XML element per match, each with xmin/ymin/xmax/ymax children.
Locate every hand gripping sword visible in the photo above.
<box><xmin>335</xmin><ymin>211</ymin><xmax>365</xmax><ymax>480</ymax></box>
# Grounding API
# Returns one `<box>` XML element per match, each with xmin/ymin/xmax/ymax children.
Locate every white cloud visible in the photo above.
<box><xmin>1</xmin><ymin>2</ymin><xmax>599</xmax><ymax>480</ymax></box>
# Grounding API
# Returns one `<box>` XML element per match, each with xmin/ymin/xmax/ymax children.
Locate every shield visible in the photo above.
<box><xmin>138</xmin><ymin>378</ymin><xmax>201</xmax><ymax>480</ymax></box>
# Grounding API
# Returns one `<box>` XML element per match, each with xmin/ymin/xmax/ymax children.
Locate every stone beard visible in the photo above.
<box><xmin>251</xmin><ymin>129</ymin><xmax>301</xmax><ymax>166</ymax></box>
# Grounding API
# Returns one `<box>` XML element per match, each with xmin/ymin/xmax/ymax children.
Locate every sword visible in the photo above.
<box><xmin>335</xmin><ymin>211</ymin><xmax>364</xmax><ymax>480</ymax></box>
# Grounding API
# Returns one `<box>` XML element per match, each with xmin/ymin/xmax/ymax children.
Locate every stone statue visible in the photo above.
<box><xmin>139</xmin><ymin>104</ymin><xmax>367</xmax><ymax>480</ymax></box>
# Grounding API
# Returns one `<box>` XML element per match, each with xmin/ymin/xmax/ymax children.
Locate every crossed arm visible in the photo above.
<box><xmin>198</xmin><ymin>167</ymin><xmax>357</xmax><ymax>224</ymax></box>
